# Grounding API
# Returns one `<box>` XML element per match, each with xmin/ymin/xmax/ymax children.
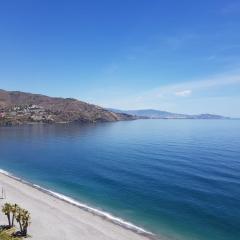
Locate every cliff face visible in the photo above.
<box><xmin>0</xmin><ymin>89</ymin><xmax>135</xmax><ymax>125</ymax></box>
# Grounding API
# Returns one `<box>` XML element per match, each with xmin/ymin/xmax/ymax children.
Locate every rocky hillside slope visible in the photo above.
<box><xmin>0</xmin><ymin>89</ymin><xmax>135</xmax><ymax>125</ymax></box>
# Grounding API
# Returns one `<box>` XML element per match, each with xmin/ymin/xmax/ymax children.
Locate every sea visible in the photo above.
<box><xmin>0</xmin><ymin>119</ymin><xmax>239</xmax><ymax>240</ymax></box>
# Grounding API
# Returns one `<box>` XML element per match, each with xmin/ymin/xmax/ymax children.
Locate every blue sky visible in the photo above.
<box><xmin>0</xmin><ymin>0</ymin><xmax>240</xmax><ymax>117</ymax></box>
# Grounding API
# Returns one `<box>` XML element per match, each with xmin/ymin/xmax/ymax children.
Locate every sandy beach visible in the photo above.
<box><xmin>0</xmin><ymin>172</ymin><xmax>156</xmax><ymax>240</ymax></box>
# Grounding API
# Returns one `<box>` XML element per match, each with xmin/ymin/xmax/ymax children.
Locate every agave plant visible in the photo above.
<box><xmin>2</xmin><ymin>203</ymin><xmax>12</xmax><ymax>227</ymax></box>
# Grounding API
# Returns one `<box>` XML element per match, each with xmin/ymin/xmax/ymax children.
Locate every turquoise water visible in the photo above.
<box><xmin>0</xmin><ymin>120</ymin><xmax>240</xmax><ymax>239</ymax></box>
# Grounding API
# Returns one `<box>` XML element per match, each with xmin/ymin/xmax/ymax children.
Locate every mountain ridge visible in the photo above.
<box><xmin>0</xmin><ymin>89</ymin><xmax>135</xmax><ymax>126</ymax></box>
<box><xmin>108</xmin><ymin>108</ymin><xmax>230</xmax><ymax>119</ymax></box>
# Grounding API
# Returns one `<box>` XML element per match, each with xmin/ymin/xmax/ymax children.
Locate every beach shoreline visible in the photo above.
<box><xmin>0</xmin><ymin>169</ymin><xmax>159</xmax><ymax>240</ymax></box>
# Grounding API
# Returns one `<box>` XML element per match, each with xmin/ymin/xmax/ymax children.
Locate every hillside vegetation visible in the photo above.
<box><xmin>0</xmin><ymin>89</ymin><xmax>135</xmax><ymax>126</ymax></box>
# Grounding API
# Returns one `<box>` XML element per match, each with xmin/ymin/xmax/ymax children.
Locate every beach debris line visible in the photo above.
<box><xmin>1</xmin><ymin>202</ymin><xmax>31</xmax><ymax>238</ymax></box>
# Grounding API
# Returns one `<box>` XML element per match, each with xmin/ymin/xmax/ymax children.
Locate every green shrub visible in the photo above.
<box><xmin>0</xmin><ymin>229</ymin><xmax>21</xmax><ymax>240</ymax></box>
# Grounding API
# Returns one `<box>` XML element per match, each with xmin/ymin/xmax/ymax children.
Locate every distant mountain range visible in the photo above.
<box><xmin>0</xmin><ymin>89</ymin><xmax>135</xmax><ymax>126</ymax></box>
<box><xmin>0</xmin><ymin>89</ymin><xmax>232</xmax><ymax>126</ymax></box>
<box><xmin>108</xmin><ymin>109</ymin><xmax>230</xmax><ymax>119</ymax></box>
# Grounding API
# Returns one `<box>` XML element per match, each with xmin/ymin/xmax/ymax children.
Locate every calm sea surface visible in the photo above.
<box><xmin>0</xmin><ymin>120</ymin><xmax>240</xmax><ymax>240</ymax></box>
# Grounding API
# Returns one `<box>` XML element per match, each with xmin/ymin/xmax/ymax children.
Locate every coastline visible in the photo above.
<box><xmin>0</xmin><ymin>169</ymin><xmax>159</xmax><ymax>240</ymax></box>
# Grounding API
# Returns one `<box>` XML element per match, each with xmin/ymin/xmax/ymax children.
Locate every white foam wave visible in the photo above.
<box><xmin>0</xmin><ymin>168</ymin><xmax>154</xmax><ymax>237</ymax></box>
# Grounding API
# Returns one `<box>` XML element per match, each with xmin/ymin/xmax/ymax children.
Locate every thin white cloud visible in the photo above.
<box><xmin>101</xmin><ymin>70</ymin><xmax>240</xmax><ymax>110</ymax></box>
<box><xmin>98</xmin><ymin>72</ymin><xmax>240</xmax><ymax>115</ymax></box>
<box><xmin>175</xmin><ymin>90</ymin><xmax>192</xmax><ymax>97</ymax></box>
<box><xmin>137</xmin><ymin>71</ymin><xmax>240</xmax><ymax>101</ymax></box>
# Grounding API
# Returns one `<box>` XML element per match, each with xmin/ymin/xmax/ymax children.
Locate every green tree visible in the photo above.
<box><xmin>10</xmin><ymin>204</ymin><xmax>18</xmax><ymax>227</ymax></box>
<box><xmin>22</xmin><ymin>210</ymin><xmax>31</xmax><ymax>236</ymax></box>
<box><xmin>15</xmin><ymin>207</ymin><xmax>31</xmax><ymax>236</ymax></box>
<box><xmin>2</xmin><ymin>203</ymin><xmax>12</xmax><ymax>227</ymax></box>
<box><xmin>15</xmin><ymin>207</ymin><xmax>23</xmax><ymax>233</ymax></box>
